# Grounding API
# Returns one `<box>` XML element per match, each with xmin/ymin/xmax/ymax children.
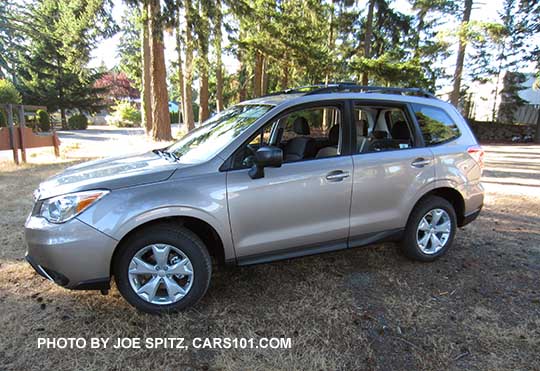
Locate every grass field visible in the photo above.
<box><xmin>1</xmin><ymin>143</ymin><xmax>539</xmax><ymax>370</ymax></box>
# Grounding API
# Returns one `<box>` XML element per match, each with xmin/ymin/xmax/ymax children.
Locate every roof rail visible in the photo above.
<box><xmin>304</xmin><ymin>83</ymin><xmax>436</xmax><ymax>98</ymax></box>
<box><xmin>263</xmin><ymin>85</ymin><xmax>329</xmax><ymax>96</ymax></box>
<box><xmin>263</xmin><ymin>83</ymin><xmax>436</xmax><ymax>99</ymax></box>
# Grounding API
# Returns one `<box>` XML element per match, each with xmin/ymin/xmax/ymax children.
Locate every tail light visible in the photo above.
<box><xmin>467</xmin><ymin>145</ymin><xmax>484</xmax><ymax>170</ymax></box>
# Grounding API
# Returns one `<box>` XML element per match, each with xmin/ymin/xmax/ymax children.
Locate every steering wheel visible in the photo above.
<box><xmin>242</xmin><ymin>144</ymin><xmax>258</xmax><ymax>167</ymax></box>
<box><xmin>246</xmin><ymin>144</ymin><xmax>257</xmax><ymax>155</ymax></box>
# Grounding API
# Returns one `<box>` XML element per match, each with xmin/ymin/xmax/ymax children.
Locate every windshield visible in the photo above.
<box><xmin>166</xmin><ymin>104</ymin><xmax>272</xmax><ymax>164</ymax></box>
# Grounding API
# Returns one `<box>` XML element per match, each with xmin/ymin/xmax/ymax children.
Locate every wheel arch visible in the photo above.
<box><xmin>110</xmin><ymin>215</ymin><xmax>227</xmax><ymax>277</ymax></box>
<box><xmin>412</xmin><ymin>186</ymin><xmax>466</xmax><ymax>226</ymax></box>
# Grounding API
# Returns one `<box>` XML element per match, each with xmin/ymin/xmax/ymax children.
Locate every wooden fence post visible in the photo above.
<box><xmin>6</xmin><ymin>104</ymin><xmax>19</xmax><ymax>165</ymax></box>
<box><xmin>535</xmin><ymin>108</ymin><xmax>540</xmax><ymax>144</ymax></box>
<box><xmin>18</xmin><ymin>105</ymin><xmax>27</xmax><ymax>163</ymax></box>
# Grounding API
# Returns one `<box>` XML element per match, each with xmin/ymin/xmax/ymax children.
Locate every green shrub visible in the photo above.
<box><xmin>67</xmin><ymin>114</ymin><xmax>88</xmax><ymax>130</ymax></box>
<box><xmin>108</xmin><ymin>101</ymin><xmax>141</xmax><ymax>127</ymax></box>
<box><xmin>0</xmin><ymin>110</ymin><xmax>6</xmax><ymax>127</ymax></box>
<box><xmin>170</xmin><ymin>111</ymin><xmax>179</xmax><ymax>124</ymax></box>
<box><xmin>36</xmin><ymin>109</ymin><xmax>51</xmax><ymax>132</ymax></box>
<box><xmin>0</xmin><ymin>79</ymin><xmax>22</xmax><ymax>105</ymax></box>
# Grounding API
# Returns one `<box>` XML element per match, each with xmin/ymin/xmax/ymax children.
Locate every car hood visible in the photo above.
<box><xmin>36</xmin><ymin>151</ymin><xmax>181</xmax><ymax>200</ymax></box>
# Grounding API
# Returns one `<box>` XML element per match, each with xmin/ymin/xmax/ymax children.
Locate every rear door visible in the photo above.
<box><xmin>348</xmin><ymin>101</ymin><xmax>435</xmax><ymax>245</ymax></box>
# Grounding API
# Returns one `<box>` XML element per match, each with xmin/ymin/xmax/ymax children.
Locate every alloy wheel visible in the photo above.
<box><xmin>128</xmin><ymin>244</ymin><xmax>194</xmax><ymax>305</ymax></box>
<box><xmin>416</xmin><ymin>208</ymin><xmax>452</xmax><ymax>255</ymax></box>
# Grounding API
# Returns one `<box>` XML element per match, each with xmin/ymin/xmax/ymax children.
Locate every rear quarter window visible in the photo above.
<box><xmin>412</xmin><ymin>104</ymin><xmax>461</xmax><ymax>146</ymax></box>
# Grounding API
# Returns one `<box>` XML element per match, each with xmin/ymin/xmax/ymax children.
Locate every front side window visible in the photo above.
<box><xmin>229</xmin><ymin>105</ymin><xmax>343</xmax><ymax>170</ymax></box>
<box><xmin>278</xmin><ymin>107</ymin><xmax>342</xmax><ymax>162</ymax></box>
<box><xmin>412</xmin><ymin>104</ymin><xmax>461</xmax><ymax>146</ymax></box>
<box><xmin>166</xmin><ymin>104</ymin><xmax>272</xmax><ymax>163</ymax></box>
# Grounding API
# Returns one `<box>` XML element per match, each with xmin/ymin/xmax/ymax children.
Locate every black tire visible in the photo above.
<box><xmin>401</xmin><ymin>195</ymin><xmax>457</xmax><ymax>262</ymax></box>
<box><xmin>114</xmin><ymin>224</ymin><xmax>212</xmax><ymax>314</ymax></box>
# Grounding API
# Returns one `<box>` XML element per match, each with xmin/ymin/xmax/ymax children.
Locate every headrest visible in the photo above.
<box><xmin>328</xmin><ymin>125</ymin><xmax>339</xmax><ymax>145</ymax></box>
<box><xmin>293</xmin><ymin>117</ymin><xmax>310</xmax><ymax>135</ymax></box>
<box><xmin>356</xmin><ymin>119</ymin><xmax>368</xmax><ymax>136</ymax></box>
<box><xmin>391</xmin><ymin>120</ymin><xmax>410</xmax><ymax>140</ymax></box>
<box><xmin>371</xmin><ymin>130</ymin><xmax>387</xmax><ymax>139</ymax></box>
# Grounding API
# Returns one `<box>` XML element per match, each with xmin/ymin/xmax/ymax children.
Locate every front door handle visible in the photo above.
<box><xmin>325</xmin><ymin>170</ymin><xmax>350</xmax><ymax>181</ymax></box>
<box><xmin>411</xmin><ymin>158</ymin><xmax>431</xmax><ymax>168</ymax></box>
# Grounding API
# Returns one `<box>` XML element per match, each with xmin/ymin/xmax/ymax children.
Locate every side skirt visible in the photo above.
<box><xmin>235</xmin><ymin>228</ymin><xmax>404</xmax><ymax>266</ymax></box>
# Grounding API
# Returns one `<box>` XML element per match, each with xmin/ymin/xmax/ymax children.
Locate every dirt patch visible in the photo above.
<box><xmin>0</xmin><ymin>144</ymin><xmax>539</xmax><ymax>370</ymax></box>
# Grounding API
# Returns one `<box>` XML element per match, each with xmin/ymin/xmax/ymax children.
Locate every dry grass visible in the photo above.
<box><xmin>1</xmin><ymin>144</ymin><xmax>539</xmax><ymax>370</ymax></box>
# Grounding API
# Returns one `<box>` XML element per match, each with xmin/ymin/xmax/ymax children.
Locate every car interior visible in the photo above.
<box><xmin>354</xmin><ymin>105</ymin><xmax>414</xmax><ymax>153</ymax></box>
<box><xmin>233</xmin><ymin>105</ymin><xmax>416</xmax><ymax>169</ymax></box>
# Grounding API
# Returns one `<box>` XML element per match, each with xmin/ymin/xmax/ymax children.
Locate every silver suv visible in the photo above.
<box><xmin>25</xmin><ymin>85</ymin><xmax>484</xmax><ymax>313</ymax></box>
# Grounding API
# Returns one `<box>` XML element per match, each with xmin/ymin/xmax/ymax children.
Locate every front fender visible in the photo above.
<box><xmin>77</xmin><ymin>173</ymin><xmax>236</xmax><ymax>263</ymax></box>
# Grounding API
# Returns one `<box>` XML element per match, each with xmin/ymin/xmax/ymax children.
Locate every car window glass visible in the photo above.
<box><xmin>229</xmin><ymin>106</ymin><xmax>343</xmax><ymax>170</ymax></box>
<box><xmin>412</xmin><ymin>104</ymin><xmax>461</xmax><ymax>146</ymax></box>
<box><xmin>278</xmin><ymin>107</ymin><xmax>342</xmax><ymax>162</ymax></box>
<box><xmin>231</xmin><ymin>122</ymin><xmax>274</xmax><ymax>169</ymax></box>
<box><xmin>354</xmin><ymin>104</ymin><xmax>414</xmax><ymax>153</ymax></box>
<box><xmin>167</xmin><ymin>104</ymin><xmax>272</xmax><ymax>164</ymax></box>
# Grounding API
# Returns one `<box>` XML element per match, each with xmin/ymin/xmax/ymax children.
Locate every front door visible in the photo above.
<box><xmin>225</xmin><ymin>103</ymin><xmax>354</xmax><ymax>263</ymax></box>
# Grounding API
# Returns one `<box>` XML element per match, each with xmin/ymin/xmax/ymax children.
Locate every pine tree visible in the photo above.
<box><xmin>15</xmin><ymin>0</ymin><xmax>116</xmax><ymax>127</ymax></box>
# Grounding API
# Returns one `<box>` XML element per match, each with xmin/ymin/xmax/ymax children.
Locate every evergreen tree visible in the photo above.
<box><xmin>15</xmin><ymin>0</ymin><xmax>116</xmax><ymax>127</ymax></box>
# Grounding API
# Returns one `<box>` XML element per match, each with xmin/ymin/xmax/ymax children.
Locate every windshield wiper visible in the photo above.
<box><xmin>153</xmin><ymin>149</ymin><xmax>180</xmax><ymax>162</ymax></box>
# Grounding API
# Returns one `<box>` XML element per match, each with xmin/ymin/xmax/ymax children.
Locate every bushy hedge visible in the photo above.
<box><xmin>36</xmin><ymin>109</ymin><xmax>51</xmax><ymax>132</ymax></box>
<box><xmin>0</xmin><ymin>79</ymin><xmax>22</xmax><ymax>105</ymax></box>
<box><xmin>108</xmin><ymin>101</ymin><xmax>141</xmax><ymax>127</ymax></box>
<box><xmin>67</xmin><ymin>114</ymin><xmax>88</xmax><ymax>130</ymax></box>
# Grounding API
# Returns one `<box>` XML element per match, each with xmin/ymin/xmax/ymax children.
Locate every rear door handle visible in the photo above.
<box><xmin>411</xmin><ymin>158</ymin><xmax>431</xmax><ymax>168</ymax></box>
<box><xmin>325</xmin><ymin>170</ymin><xmax>350</xmax><ymax>181</ymax></box>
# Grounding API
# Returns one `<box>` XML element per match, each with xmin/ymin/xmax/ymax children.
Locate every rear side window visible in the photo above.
<box><xmin>412</xmin><ymin>104</ymin><xmax>461</xmax><ymax>146</ymax></box>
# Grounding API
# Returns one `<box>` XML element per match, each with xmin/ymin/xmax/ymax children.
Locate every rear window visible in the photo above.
<box><xmin>412</xmin><ymin>104</ymin><xmax>461</xmax><ymax>146</ymax></box>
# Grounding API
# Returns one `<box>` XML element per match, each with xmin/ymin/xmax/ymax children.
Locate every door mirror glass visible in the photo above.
<box><xmin>248</xmin><ymin>146</ymin><xmax>283</xmax><ymax>179</ymax></box>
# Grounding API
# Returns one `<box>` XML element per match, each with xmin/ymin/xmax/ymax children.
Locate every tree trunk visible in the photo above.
<box><xmin>281</xmin><ymin>58</ymin><xmax>289</xmax><ymax>90</ymax></box>
<box><xmin>176</xmin><ymin>25</ymin><xmax>185</xmax><ymax>125</ymax></box>
<box><xmin>141</xmin><ymin>4</ymin><xmax>153</xmax><ymax>134</ymax></box>
<box><xmin>183</xmin><ymin>0</ymin><xmax>195</xmax><ymax>130</ymax></box>
<box><xmin>450</xmin><ymin>0</ymin><xmax>473</xmax><ymax>108</ymax></box>
<box><xmin>147</xmin><ymin>0</ymin><xmax>171</xmax><ymax>141</ymax></box>
<box><xmin>196</xmin><ymin>0</ymin><xmax>210</xmax><ymax>123</ymax></box>
<box><xmin>361</xmin><ymin>0</ymin><xmax>375</xmax><ymax>86</ymax></box>
<box><xmin>237</xmin><ymin>24</ymin><xmax>247</xmax><ymax>102</ymax></box>
<box><xmin>253</xmin><ymin>51</ymin><xmax>263</xmax><ymax>97</ymax></box>
<box><xmin>325</xmin><ymin>0</ymin><xmax>336</xmax><ymax>85</ymax></box>
<box><xmin>214</xmin><ymin>0</ymin><xmax>224</xmax><ymax>112</ymax></box>
<box><xmin>60</xmin><ymin>108</ymin><xmax>67</xmax><ymax>129</ymax></box>
<box><xmin>199</xmin><ymin>61</ymin><xmax>209</xmax><ymax>123</ymax></box>
<box><xmin>262</xmin><ymin>57</ymin><xmax>268</xmax><ymax>94</ymax></box>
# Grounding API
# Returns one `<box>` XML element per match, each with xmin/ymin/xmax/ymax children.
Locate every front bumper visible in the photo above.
<box><xmin>25</xmin><ymin>215</ymin><xmax>117</xmax><ymax>290</ymax></box>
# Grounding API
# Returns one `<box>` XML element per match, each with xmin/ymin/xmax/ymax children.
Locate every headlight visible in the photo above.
<box><xmin>39</xmin><ymin>190</ymin><xmax>109</xmax><ymax>223</ymax></box>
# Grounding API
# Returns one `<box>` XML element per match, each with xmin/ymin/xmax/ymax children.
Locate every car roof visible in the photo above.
<box><xmin>240</xmin><ymin>91</ymin><xmax>451</xmax><ymax>111</ymax></box>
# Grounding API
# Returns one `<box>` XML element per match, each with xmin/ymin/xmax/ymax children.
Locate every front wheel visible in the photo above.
<box><xmin>114</xmin><ymin>224</ymin><xmax>212</xmax><ymax>314</ymax></box>
<box><xmin>401</xmin><ymin>196</ymin><xmax>457</xmax><ymax>262</ymax></box>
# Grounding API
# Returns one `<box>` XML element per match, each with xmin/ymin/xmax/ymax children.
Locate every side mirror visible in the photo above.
<box><xmin>248</xmin><ymin>145</ymin><xmax>283</xmax><ymax>179</ymax></box>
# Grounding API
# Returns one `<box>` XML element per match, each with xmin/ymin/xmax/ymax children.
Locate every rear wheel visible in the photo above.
<box><xmin>114</xmin><ymin>224</ymin><xmax>212</xmax><ymax>313</ymax></box>
<box><xmin>402</xmin><ymin>196</ymin><xmax>457</xmax><ymax>262</ymax></box>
